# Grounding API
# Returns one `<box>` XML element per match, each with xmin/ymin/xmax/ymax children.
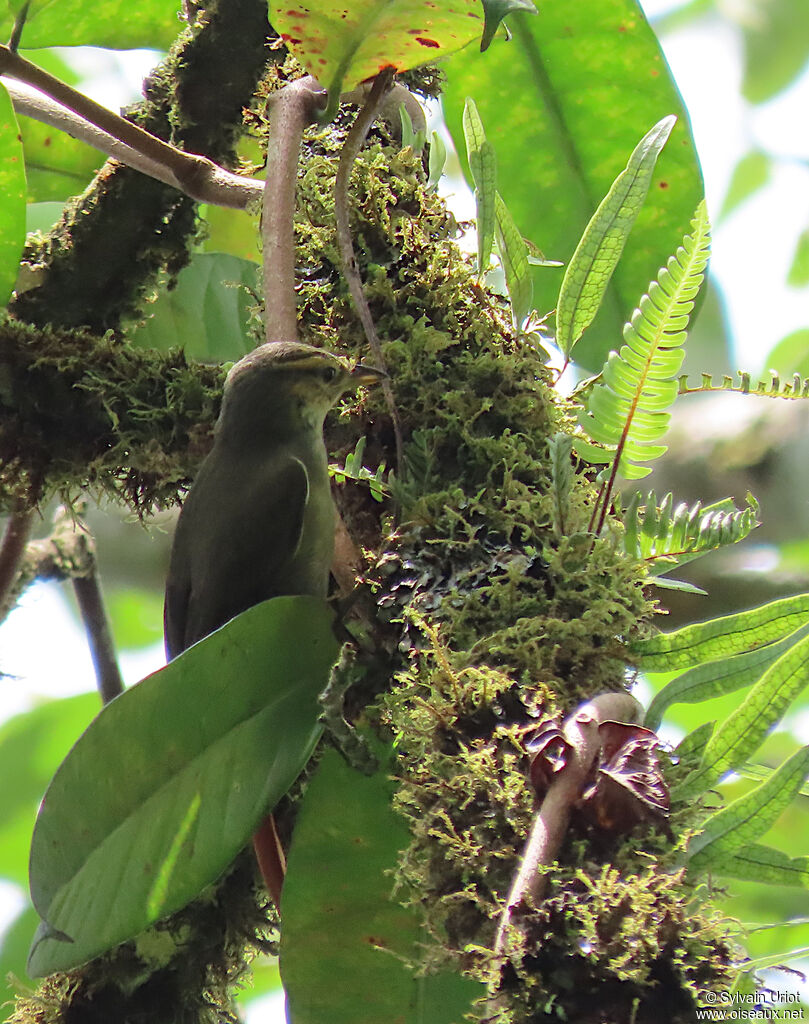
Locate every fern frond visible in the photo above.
<box><xmin>329</xmin><ymin>437</ymin><xmax>388</xmax><ymax>501</ymax></box>
<box><xmin>678</xmin><ymin>369</ymin><xmax>809</xmax><ymax>400</ymax></box>
<box><xmin>577</xmin><ymin>200</ymin><xmax>711</xmax><ymax>533</ymax></box>
<box><xmin>623</xmin><ymin>491</ymin><xmax>760</xmax><ymax>573</ymax></box>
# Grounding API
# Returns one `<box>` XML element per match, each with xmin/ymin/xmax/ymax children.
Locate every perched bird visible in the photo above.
<box><xmin>164</xmin><ymin>341</ymin><xmax>385</xmax><ymax>660</ymax></box>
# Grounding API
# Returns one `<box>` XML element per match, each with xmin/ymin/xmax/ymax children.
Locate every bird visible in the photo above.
<box><xmin>163</xmin><ymin>341</ymin><xmax>385</xmax><ymax>908</ymax></box>
<box><xmin>164</xmin><ymin>340</ymin><xmax>385</xmax><ymax>661</ymax></box>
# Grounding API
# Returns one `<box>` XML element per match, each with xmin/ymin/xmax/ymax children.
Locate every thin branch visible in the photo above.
<box><xmin>493</xmin><ymin>692</ymin><xmax>642</xmax><ymax>957</ymax></box>
<box><xmin>0</xmin><ymin>499</ymin><xmax>36</xmax><ymax>620</ymax></box>
<box><xmin>73</xmin><ymin>569</ymin><xmax>125</xmax><ymax>705</ymax></box>
<box><xmin>334</xmin><ymin>68</ymin><xmax>405</xmax><ymax>473</ymax></box>
<box><xmin>0</xmin><ymin>50</ymin><xmax>264</xmax><ymax>210</ymax></box>
<box><xmin>262</xmin><ymin>76</ymin><xmax>325</xmax><ymax>343</ymax></box>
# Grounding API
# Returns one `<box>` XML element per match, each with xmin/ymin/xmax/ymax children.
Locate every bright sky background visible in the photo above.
<box><xmin>1</xmin><ymin>4</ymin><xmax>808</xmax><ymax>1017</ymax></box>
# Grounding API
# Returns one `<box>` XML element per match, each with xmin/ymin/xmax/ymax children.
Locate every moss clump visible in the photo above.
<box><xmin>0</xmin><ymin>317</ymin><xmax>224</xmax><ymax>511</ymax></box>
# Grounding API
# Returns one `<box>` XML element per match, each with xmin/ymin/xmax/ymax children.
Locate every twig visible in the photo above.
<box><xmin>0</xmin><ymin>48</ymin><xmax>264</xmax><ymax>209</ymax></box>
<box><xmin>73</xmin><ymin>569</ymin><xmax>124</xmax><ymax>705</ymax></box>
<box><xmin>0</xmin><ymin>499</ymin><xmax>36</xmax><ymax>621</ymax></box>
<box><xmin>493</xmin><ymin>692</ymin><xmax>642</xmax><ymax>957</ymax></box>
<box><xmin>262</xmin><ymin>77</ymin><xmax>325</xmax><ymax>343</ymax></box>
<box><xmin>334</xmin><ymin>68</ymin><xmax>405</xmax><ymax>474</ymax></box>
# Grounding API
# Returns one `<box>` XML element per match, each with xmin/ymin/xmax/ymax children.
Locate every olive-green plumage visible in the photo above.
<box><xmin>164</xmin><ymin>341</ymin><xmax>383</xmax><ymax>660</ymax></box>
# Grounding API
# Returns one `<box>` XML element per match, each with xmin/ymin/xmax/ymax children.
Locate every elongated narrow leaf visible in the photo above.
<box><xmin>577</xmin><ymin>200</ymin><xmax>711</xmax><ymax>482</ymax></box>
<box><xmin>0</xmin><ymin>83</ymin><xmax>26</xmax><ymax>309</ymax></box>
<box><xmin>687</xmin><ymin>747</ymin><xmax>809</xmax><ymax>874</ymax></box>
<box><xmin>717</xmin><ymin>843</ymin><xmax>809</xmax><ymax>888</ymax></box>
<box><xmin>556</xmin><ymin>116</ymin><xmax>675</xmax><ymax>359</ymax></box>
<box><xmin>673</xmin><ymin>721</ymin><xmax>715</xmax><ymax>762</ymax></box>
<box><xmin>631</xmin><ymin>593</ymin><xmax>809</xmax><ymax>672</ymax></box>
<box><xmin>270</xmin><ymin>0</ymin><xmax>483</xmax><ymax>96</ymax></box>
<box><xmin>645</xmin><ymin>622</ymin><xmax>809</xmax><ymax>732</ymax></box>
<box><xmin>495</xmin><ymin>190</ymin><xmax>532</xmax><ymax>329</ymax></box>
<box><xmin>28</xmin><ymin>596</ymin><xmax>339</xmax><ymax>977</ymax></box>
<box><xmin>462</xmin><ymin>97</ymin><xmax>497</xmax><ymax>277</ymax></box>
<box><xmin>281</xmin><ymin>749</ymin><xmax>482</xmax><ymax>1024</ymax></box>
<box><xmin>675</xmin><ymin>630</ymin><xmax>809</xmax><ymax>800</ymax></box>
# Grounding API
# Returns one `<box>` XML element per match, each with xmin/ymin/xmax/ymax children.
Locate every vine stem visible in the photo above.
<box><xmin>334</xmin><ymin>68</ymin><xmax>405</xmax><ymax>473</ymax></box>
<box><xmin>262</xmin><ymin>76</ymin><xmax>325</xmax><ymax>343</ymax></box>
<box><xmin>0</xmin><ymin>500</ymin><xmax>35</xmax><ymax>620</ymax></box>
<box><xmin>74</xmin><ymin>568</ymin><xmax>124</xmax><ymax>705</ymax></box>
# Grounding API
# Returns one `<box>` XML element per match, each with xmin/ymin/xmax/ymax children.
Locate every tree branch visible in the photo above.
<box><xmin>73</xmin><ymin>569</ymin><xmax>125</xmax><ymax>705</ymax></box>
<box><xmin>0</xmin><ymin>499</ymin><xmax>36</xmax><ymax>620</ymax></box>
<box><xmin>261</xmin><ymin>76</ymin><xmax>325</xmax><ymax>343</ymax></box>
<box><xmin>1</xmin><ymin>70</ymin><xmax>264</xmax><ymax>210</ymax></box>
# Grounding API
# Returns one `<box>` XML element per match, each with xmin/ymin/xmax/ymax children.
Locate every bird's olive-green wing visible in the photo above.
<box><xmin>164</xmin><ymin>454</ymin><xmax>310</xmax><ymax>659</ymax></box>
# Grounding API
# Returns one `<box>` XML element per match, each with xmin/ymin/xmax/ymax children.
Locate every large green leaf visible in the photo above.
<box><xmin>738</xmin><ymin>0</ymin><xmax>809</xmax><ymax>104</ymax></box>
<box><xmin>28</xmin><ymin>596</ymin><xmax>339</xmax><ymax>977</ymax></box>
<box><xmin>442</xmin><ymin>1</ymin><xmax>703</xmax><ymax>371</ymax></box>
<box><xmin>270</xmin><ymin>0</ymin><xmax>485</xmax><ymax>95</ymax></box>
<box><xmin>281</xmin><ymin>748</ymin><xmax>482</xmax><ymax>1024</ymax></box>
<box><xmin>2</xmin><ymin>0</ymin><xmax>179</xmax><ymax>49</ymax></box>
<box><xmin>126</xmin><ymin>252</ymin><xmax>260</xmax><ymax>360</ymax></box>
<box><xmin>0</xmin><ymin>81</ymin><xmax>27</xmax><ymax>308</ymax></box>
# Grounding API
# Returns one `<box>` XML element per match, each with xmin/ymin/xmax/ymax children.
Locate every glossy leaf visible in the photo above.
<box><xmin>1</xmin><ymin>0</ymin><xmax>179</xmax><ymax>48</ymax></box>
<box><xmin>557</xmin><ymin>115</ymin><xmax>675</xmax><ymax>359</ymax></box>
<box><xmin>270</xmin><ymin>0</ymin><xmax>483</xmax><ymax>95</ymax></box>
<box><xmin>688</xmin><ymin>747</ymin><xmax>809</xmax><ymax>874</ymax></box>
<box><xmin>126</xmin><ymin>253</ymin><xmax>260</xmax><ymax>360</ymax></box>
<box><xmin>0</xmin><ymin>82</ymin><xmax>26</xmax><ymax>309</ymax></box>
<box><xmin>442</xmin><ymin>1</ymin><xmax>703</xmax><ymax>371</ymax></box>
<box><xmin>281</xmin><ymin>749</ymin><xmax>482</xmax><ymax>1024</ymax></box>
<box><xmin>28</xmin><ymin>596</ymin><xmax>339</xmax><ymax>977</ymax></box>
<box><xmin>631</xmin><ymin>593</ymin><xmax>809</xmax><ymax>672</ymax></box>
<box><xmin>462</xmin><ymin>96</ymin><xmax>496</xmax><ymax>277</ymax></box>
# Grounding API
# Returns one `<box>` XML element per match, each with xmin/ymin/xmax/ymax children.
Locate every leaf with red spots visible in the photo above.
<box><xmin>270</xmin><ymin>0</ymin><xmax>485</xmax><ymax>93</ymax></box>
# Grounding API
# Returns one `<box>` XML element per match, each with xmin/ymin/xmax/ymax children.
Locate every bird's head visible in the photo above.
<box><xmin>217</xmin><ymin>341</ymin><xmax>385</xmax><ymax>443</ymax></box>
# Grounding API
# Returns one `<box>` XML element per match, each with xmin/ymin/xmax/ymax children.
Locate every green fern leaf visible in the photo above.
<box><xmin>679</xmin><ymin>369</ymin><xmax>809</xmax><ymax>399</ymax></box>
<box><xmin>623</xmin><ymin>491</ymin><xmax>759</xmax><ymax>572</ymax></box>
<box><xmin>578</xmin><ymin>200</ymin><xmax>711</xmax><ymax>488</ymax></box>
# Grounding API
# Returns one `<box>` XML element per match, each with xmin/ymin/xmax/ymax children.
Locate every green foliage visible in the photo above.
<box><xmin>718</xmin><ymin>150</ymin><xmax>771</xmax><ymax>222</ymax></box>
<box><xmin>0</xmin><ymin>85</ymin><xmax>26</xmax><ymax>309</ymax></box>
<box><xmin>622</xmin><ymin>491</ymin><xmax>759</xmax><ymax>578</ymax></box>
<box><xmin>270</xmin><ymin>0</ymin><xmax>491</xmax><ymax>99</ymax></box>
<box><xmin>556</xmin><ymin>115</ymin><xmax>676</xmax><ymax>360</ymax></box>
<box><xmin>0</xmin><ymin>0</ymin><xmax>179</xmax><ymax>48</ymax></box>
<box><xmin>281</xmin><ymin>749</ymin><xmax>482</xmax><ymax>1023</ymax></box>
<box><xmin>687</xmin><ymin>747</ymin><xmax>809</xmax><ymax>876</ymax></box>
<box><xmin>28</xmin><ymin>597</ymin><xmax>338</xmax><ymax>976</ymax></box>
<box><xmin>442</xmin><ymin>1</ymin><xmax>704</xmax><ymax>371</ymax></box>
<box><xmin>125</xmin><ymin>252</ymin><xmax>260</xmax><ymax>360</ymax></box>
<box><xmin>678</xmin><ymin>368</ymin><xmax>809</xmax><ymax>400</ymax></box>
<box><xmin>576</xmin><ymin>200</ymin><xmax>711</xmax><ymax>487</ymax></box>
<box><xmin>461</xmin><ymin>97</ymin><xmax>496</xmax><ymax>278</ymax></box>
<box><xmin>329</xmin><ymin>436</ymin><xmax>387</xmax><ymax>501</ymax></box>
<box><xmin>494</xmin><ymin>190</ymin><xmax>533</xmax><ymax>330</ymax></box>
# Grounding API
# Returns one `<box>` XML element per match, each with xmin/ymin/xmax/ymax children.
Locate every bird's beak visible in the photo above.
<box><xmin>350</xmin><ymin>363</ymin><xmax>388</xmax><ymax>386</ymax></box>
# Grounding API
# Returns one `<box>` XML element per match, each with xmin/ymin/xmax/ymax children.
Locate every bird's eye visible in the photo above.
<box><xmin>321</xmin><ymin>366</ymin><xmax>337</xmax><ymax>383</ymax></box>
